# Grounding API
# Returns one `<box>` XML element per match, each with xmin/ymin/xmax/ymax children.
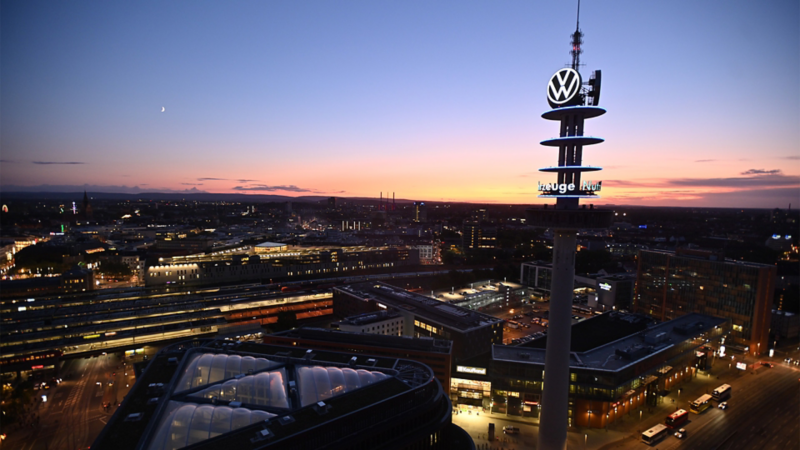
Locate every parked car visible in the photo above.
<box><xmin>503</xmin><ymin>426</ymin><xmax>519</xmax><ymax>435</ymax></box>
<box><xmin>760</xmin><ymin>362</ymin><xmax>774</xmax><ymax>368</ymax></box>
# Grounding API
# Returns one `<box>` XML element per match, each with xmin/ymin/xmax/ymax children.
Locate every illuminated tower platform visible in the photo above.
<box><xmin>528</xmin><ymin>7</ymin><xmax>614</xmax><ymax>450</ymax></box>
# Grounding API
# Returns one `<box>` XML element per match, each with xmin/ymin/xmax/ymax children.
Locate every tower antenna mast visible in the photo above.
<box><xmin>570</xmin><ymin>0</ymin><xmax>583</xmax><ymax>72</ymax></box>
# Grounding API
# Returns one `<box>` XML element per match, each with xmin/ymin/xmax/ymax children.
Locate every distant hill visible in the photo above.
<box><xmin>0</xmin><ymin>190</ymin><xmax>333</xmax><ymax>203</ymax></box>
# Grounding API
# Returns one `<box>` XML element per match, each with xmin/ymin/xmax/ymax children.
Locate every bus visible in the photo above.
<box><xmin>665</xmin><ymin>409</ymin><xmax>689</xmax><ymax>428</ymax></box>
<box><xmin>689</xmin><ymin>394</ymin><xmax>713</xmax><ymax>414</ymax></box>
<box><xmin>641</xmin><ymin>423</ymin><xmax>669</xmax><ymax>445</ymax></box>
<box><xmin>712</xmin><ymin>384</ymin><xmax>732</xmax><ymax>402</ymax></box>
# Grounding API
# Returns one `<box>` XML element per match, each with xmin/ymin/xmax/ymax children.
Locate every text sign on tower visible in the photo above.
<box><xmin>547</xmin><ymin>68</ymin><xmax>582</xmax><ymax>108</ymax></box>
<box><xmin>537</xmin><ymin>180</ymin><xmax>602</xmax><ymax>197</ymax></box>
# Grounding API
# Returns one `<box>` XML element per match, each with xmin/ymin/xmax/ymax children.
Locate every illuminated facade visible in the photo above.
<box><xmin>634</xmin><ymin>249</ymin><xmax>775</xmax><ymax>356</ymax></box>
<box><xmin>491</xmin><ymin>312</ymin><xmax>728</xmax><ymax>428</ymax></box>
<box><xmin>146</xmin><ymin>247</ymin><xmax>420</xmax><ymax>287</ymax></box>
<box><xmin>462</xmin><ymin>220</ymin><xmax>497</xmax><ymax>250</ymax></box>
<box><xmin>333</xmin><ymin>282</ymin><xmax>504</xmax><ymax>364</ymax></box>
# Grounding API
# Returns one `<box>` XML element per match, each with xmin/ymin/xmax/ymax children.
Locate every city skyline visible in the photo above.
<box><xmin>2</xmin><ymin>0</ymin><xmax>798</xmax><ymax>208</ymax></box>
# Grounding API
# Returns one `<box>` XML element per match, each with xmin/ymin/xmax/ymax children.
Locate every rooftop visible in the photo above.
<box><xmin>335</xmin><ymin>282</ymin><xmax>503</xmax><ymax>332</ymax></box>
<box><xmin>493</xmin><ymin>312</ymin><xmax>728</xmax><ymax>372</ymax></box>
<box><xmin>339</xmin><ymin>310</ymin><xmax>402</xmax><ymax>326</ymax></box>
<box><xmin>272</xmin><ymin>327</ymin><xmax>453</xmax><ymax>354</ymax></box>
<box><xmin>92</xmin><ymin>339</ymin><xmax>446</xmax><ymax>450</ymax></box>
<box><xmin>255</xmin><ymin>242</ymin><xmax>288</xmax><ymax>248</ymax></box>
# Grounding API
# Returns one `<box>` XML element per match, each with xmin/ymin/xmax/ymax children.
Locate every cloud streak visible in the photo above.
<box><xmin>741</xmin><ymin>169</ymin><xmax>781</xmax><ymax>175</ymax></box>
<box><xmin>668</xmin><ymin>173</ymin><xmax>799</xmax><ymax>188</ymax></box>
<box><xmin>232</xmin><ymin>184</ymin><xmax>315</xmax><ymax>192</ymax></box>
<box><xmin>32</xmin><ymin>161</ymin><xmax>85</xmax><ymax>165</ymax></box>
<box><xmin>197</xmin><ymin>177</ymin><xmax>227</xmax><ymax>181</ymax></box>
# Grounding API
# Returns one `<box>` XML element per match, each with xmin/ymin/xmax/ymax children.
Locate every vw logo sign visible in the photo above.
<box><xmin>547</xmin><ymin>68</ymin><xmax>582</xmax><ymax>108</ymax></box>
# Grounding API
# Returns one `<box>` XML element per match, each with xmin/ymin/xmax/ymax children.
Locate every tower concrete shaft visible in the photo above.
<box><xmin>538</xmin><ymin>230</ymin><xmax>577</xmax><ymax>450</ymax></box>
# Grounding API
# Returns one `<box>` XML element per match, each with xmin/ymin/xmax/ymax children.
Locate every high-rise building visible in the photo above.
<box><xmin>462</xmin><ymin>220</ymin><xmax>497</xmax><ymax>251</ymax></box>
<box><xmin>634</xmin><ymin>248</ymin><xmax>776</xmax><ymax>356</ymax></box>
<box><xmin>413</xmin><ymin>201</ymin><xmax>427</xmax><ymax>222</ymax></box>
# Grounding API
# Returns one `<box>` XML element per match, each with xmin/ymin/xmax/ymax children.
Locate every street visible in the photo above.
<box><xmin>454</xmin><ymin>349</ymin><xmax>800</xmax><ymax>449</ymax></box>
<box><xmin>3</xmin><ymin>350</ymin><xmax>152</xmax><ymax>450</ymax></box>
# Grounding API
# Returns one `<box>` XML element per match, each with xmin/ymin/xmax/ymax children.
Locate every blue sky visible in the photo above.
<box><xmin>2</xmin><ymin>0</ymin><xmax>798</xmax><ymax>207</ymax></box>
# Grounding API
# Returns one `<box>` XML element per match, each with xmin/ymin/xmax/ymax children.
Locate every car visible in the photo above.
<box><xmin>674</xmin><ymin>428</ymin><xmax>687</xmax><ymax>439</ymax></box>
<box><xmin>503</xmin><ymin>426</ymin><xmax>519</xmax><ymax>435</ymax></box>
<box><xmin>33</xmin><ymin>382</ymin><xmax>40</xmax><ymax>391</ymax></box>
<box><xmin>760</xmin><ymin>362</ymin><xmax>774</xmax><ymax>368</ymax></box>
<box><xmin>718</xmin><ymin>402</ymin><xmax>728</xmax><ymax>410</ymax></box>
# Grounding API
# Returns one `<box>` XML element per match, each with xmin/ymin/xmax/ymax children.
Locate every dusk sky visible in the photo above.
<box><xmin>2</xmin><ymin>1</ymin><xmax>798</xmax><ymax>208</ymax></box>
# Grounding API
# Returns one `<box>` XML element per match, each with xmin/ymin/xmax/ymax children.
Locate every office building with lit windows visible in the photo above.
<box><xmin>461</xmin><ymin>220</ymin><xmax>497</xmax><ymax>251</ymax></box>
<box><xmin>634</xmin><ymin>248</ymin><xmax>775</xmax><ymax>356</ymax></box>
<box><xmin>334</xmin><ymin>310</ymin><xmax>404</xmax><ymax>336</ymax></box>
<box><xmin>332</xmin><ymin>282</ymin><xmax>504</xmax><ymax>364</ymax></box>
<box><xmin>146</xmin><ymin>247</ymin><xmax>420</xmax><ymax>287</ymax></box>
<box><xmin>489</xmin><ymin>312</ymin><xmax>728</xmax><ymax>428</ymax></box>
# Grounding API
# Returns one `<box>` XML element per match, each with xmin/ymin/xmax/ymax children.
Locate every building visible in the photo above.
<box><xmin>61</xmin><ymin>265</ymin><xmax>96</xmax><ymax>292</ymax></box>
<box><xmin>146</xmin><ymin>247</ymin><xmax>420</xmax><ymax>287</ymax></box>
<box><xmin>333</xmin><ymin>282</ymin><xmax>504</xmax><ymax>364</ymax></box>
<box><xmin>771</xmin><ymin>309</ymin><xmax>799</xmax><ymax>340</ymax></box>
<box><xmin>334</xmin><ymin>310</ymin><xmax>404</xmax><ymax>336</ymax></box>
<box><xmin>413</xmin><ymin>202</ymin><xmax>427</xmax><ymax>223</ymax></box>
<box><xmin>461</xmin><ymin>220</ymin><xmax>497</xmax><ymax>251</ymax></box>
<box><xmin>254</xmin><ymin>242</ymin><xmax>290</xmax><ymax>254</ymax></box>
<box><xmin>436</xmin><ymin>282</ymin><xmax>527</xmax><ymax>311</ymax></box>
<box><xmin>91</xmin><ymin>339</ymin><xmax>473</xmax><ymax>450</ymax></box>
<box><xmin>519</xmin><ymin>260</ymin><xmax>553</xmax><ymax>294</ymax></box>
<box><xmin>265</xmin><ymin>327</ymin><xmax>453</xmax><ymax>390</ymax></box>
<box><xmin>521</xmin><ymin>262</ymin><xmax>633</xmax><ymax>310</ymax></box>
<box><xmin>490</xmin><ymin>312</ymin><xmax>728</xmax><ymax>427</ymax></box>
<box><xmin>0</xmin><ymin>285</ymin><xmax>334</xmax><ymax>374</ymax></box>
<box><xmin>577</xmin><ymin>273</ymin><xmax>635</xmax><ymax>311</ymax></box>
<box><xmin>634</xmin><ymin>249</ymin><xmax>776</xmax><ymax>356</ymax></box>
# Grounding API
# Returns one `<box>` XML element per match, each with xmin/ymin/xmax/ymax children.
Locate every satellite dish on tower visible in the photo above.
<box><xmin>587</xmin><ymin>70</ymin><xmax>601</xmax><ymax>106</ymax></box>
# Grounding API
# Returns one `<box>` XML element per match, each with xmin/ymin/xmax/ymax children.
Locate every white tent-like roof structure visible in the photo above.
<box><xmin>148</xmin><ymin>402</ymin><xmax>276</xmax><ymax>450</ymax></box>
<box><xmin>296</xmin><ymin>366</ymin><xmax>388</xmax><ymax>407</ymax></box>
<box><xmin>188</xmin><ymin>368</ymin><xmax>289</xmax><ymax>409</ymax></box>
<box><xmin>176</xmin><ymin>353</ymin><xmax>281</xmax><ymax>392</ymax></box>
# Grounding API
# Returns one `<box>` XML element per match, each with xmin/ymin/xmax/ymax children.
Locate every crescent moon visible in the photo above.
<box><xmin>161</xmin><ymin>107</ymin><xmax>165</xmax><ymax>112</ymax></box>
